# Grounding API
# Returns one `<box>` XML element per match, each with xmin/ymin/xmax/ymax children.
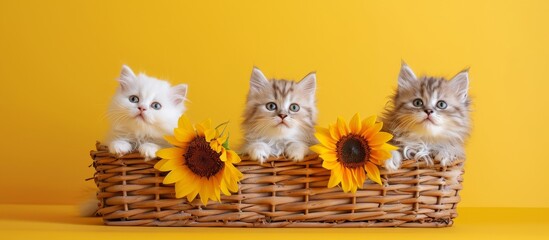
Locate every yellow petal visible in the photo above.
<box><xmin>362</xmin><ymin>122</ymin><xmax>383</xmax><ymax>140</ymax></box>
<box><xmin>219</xmin><ymin>148</ymin><xmax>227</xmax><ymax>162</ymax></box>
<box><xmin>322</xmin><ymin>159</ymin><xmax>340</xmax><ymax>170</ymax></box>
<box><xmin>164</xmin><ymin>135</ymin><xmax>183</xmax><ymax>146</ymax></box>
<box><xmin>357</xmin><ymin>169</ymin><xmax>366</xmax><ymax>189</ymax></box>
<box><xmin>163</xmin><ymin>168</ymin><xmax>186</xmax><ymax>184</ymax></box>
<box><xmin>210</xmin><ymin>140</ymin><xmax>222</xmax><ymax>153</ymax></box>
<box><xmin>337</xmin><ymin>117</ymin><xmax>349</xmax><ymax>136</ymax></box>
<box><xmin>175</xmin><ymin>179</ymin><xmax>196</xmax><ymax>198</ymax></box>
<box><xmin>360</xmin><ymin>115</ymin><xmax>377</xmax><ymax>135</ymax></box>
<box><xmin>178</xmin><ymin>115</ymin><xmax>194</xmax><ymax>132</ymax></box>
<box><xmin>341</xmin><ymin>168</ymin><xmax>352</xmax><ymax>193</ymax></box>
<box><xmin>327</xmin><ymin>165</ymin><xmax>343</xmax><ymax>188</ymax></box>
<box><xmin>379</xmin><ymin>143</ymin><xmax>399</xmax><ymax>152</ymax></box>
<box><xmin>227</xmin><ymin>150</ymin><xmax>241</xmax><ymax>163</ymax></box>
<box><xmin>204</xmin><ymin>129</ymin><xmax>216</xmax><ymax>142</ymax></box>
<box><xmin>328</xmin><ymin>123</ymin><xmax>340</xmax><ymax>139</ymax></box>
<box><xmin>157</xmin><ymin>158</ymin><xmax>184</xmax><ymax>171</ymax></box>
<box><xmin>310</xmin><ymin>144</ymin><xmax>332</xmax><ymax>154</ymax></box>
<box><xmin>365</xmin><ymin>162</ymin><xmax>382</xmax><ymax>185</ymax></box>
<box><xmin>370</xmin><ymin>149</ymin><xmax>392</xmax><ymax>162</ymax></box>
<box><xmin>156</xmin><ymin>147</ymin><xmax>184</xmax><ymax>160</ymax></box>
<box><xmin>319</xmin><ymin>152</ymin><xmax>338</xmax><ymax>162</ymax></box>
<box><xmin>369</xmin><ymin>132</ymin><xmax>393</xmax><ymax>145</ymax></box>
<box><xmin>198</xmin><ymin>178</ymin><xmax>212</xmax><ymax>205</ymax></box>
<box><xmin>349</xmin><ymin>113</ymin><xmax>362</xmax><ymax>133</ymax></box>
<box><xmin>174</xmin><ymin>128</ymin><xmax>196</xmax><ymax>143</ymax></box>
<box><xmin>196</xmin><ymin>119</ymin><xmax>212</xmax><ymax>137</ymax></box>
<box><xmin>154</xmin><ymin>159</ymin><xmax>170</xmax><ymax>171</ymax></box>
<box><xmin>315</xmin><ymin>132</ymin><xmax>336</xmax><ymax>149</ymax></box>
<box><xmin>187</xmin><ymin>183</ymin><xmax>200</xmax><ymax>202</ymax></box>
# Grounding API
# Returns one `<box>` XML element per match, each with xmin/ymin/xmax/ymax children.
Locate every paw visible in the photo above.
<box><xmin>285</xmin><ymin>142</ymin><xmax>309</xmax><ymax>161</ymax></box>
<box><xmin>384</xmin><ymin>150</ymin><xmax>402</xmax><ymax>171</ymax></box>
<box><xmin>435</xmin><ymin>154</ymin><xmax>454</xmax><ymax>167</ymax></box>
<box><xmin>139</xmin><ymin>143</ymin><xmax>160</xmax><ymax>161</ymax></box>
<box><xmin>109</xmin><ymin>140</ymin><xmax>132</xmax><ymax>157</ymax></box>
<box><xmin>246</xmin><ymin>142</ymin><xmax>271</xmax><ymax>163</ymax></box>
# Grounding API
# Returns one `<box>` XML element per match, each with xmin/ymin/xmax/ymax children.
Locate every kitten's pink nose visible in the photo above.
<box><xmin>424</xmin><ymin>109</ymin><xmax>434</xmax><ymax>115</ymax></box>
<box><xmin>138</xmin><ymin>106</ymin><xmax>147</xmax><ymax>112</ymax></box>
<box><xmin>278</xmin><ymin>114</ymin><xmax>287</xmax><ymax>120</ymax></box>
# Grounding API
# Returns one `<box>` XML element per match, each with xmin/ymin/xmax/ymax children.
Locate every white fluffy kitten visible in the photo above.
<box><xmin>383</xmin><ymin>63</ymin><xmax>471</xmax><ymax>170</ymax></box>
<box><xmin>241</xmin><ymin>67</ymin><xmax>318</xmax><ymax>163</ymax></box>
<box><xmin>106</xmin><ymin>65</ymin><xmax>187</xmax><ymax>160</ymax></box>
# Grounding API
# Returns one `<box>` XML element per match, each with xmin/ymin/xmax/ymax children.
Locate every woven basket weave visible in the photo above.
<box><xmin>90</xmin><ymin>142</ymin><xmax>464</xmax><ymax>227</ymax></box>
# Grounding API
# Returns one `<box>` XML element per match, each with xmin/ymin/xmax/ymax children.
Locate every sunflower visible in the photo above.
<box><xmin>310</xmin><ymin>113</ymin><xmax>398</xmax><ymax>193</ymax></box>
<box><xmin>154</xmin><ymin>116</ymin><xmax>243</xmax><ymax>205</ymax></box>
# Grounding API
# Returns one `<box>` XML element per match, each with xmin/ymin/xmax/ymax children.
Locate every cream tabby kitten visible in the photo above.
<box><xmin>241</xmin><ymin>67</ymin><xmax>317</xmax><ymax>163</ymax></box>
<box><xmin>383</xmin><ymin>63</ymin><xmax>471</xmax><ymax>170</ymax></box>
<box><xmin>106</xmin><ymin>65</ymin><xmax>188</xmax><ymax>160</ymax></box>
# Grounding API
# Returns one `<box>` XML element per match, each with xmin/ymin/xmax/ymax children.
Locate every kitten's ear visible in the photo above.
<box><xmin>298</xmin><ymin>72</ymin><xmax>317</xmax><ymax>98</ymax></box>
<box><xmin>118</xmin><ymin>65</ymin><xmax>136</xmax><ymax>90</ymax></box>
<box><xmin>398</xmin><ymin>62</ymin><xmax>418</xmax><ymax>90</ymax></box>
<box><xmin>450</xmin><ymin>70</ymin><xmax>470</xmax><ymax>102</ymax></box>
<box><xmin>171</xmin><ymin>84</ymin><xmax>188</xmax><ymax>105</ymax></box>
<box><xmin>249</xmin><ymin>67</ymin><xmax>269</xmax><ymax>93</ymax></box>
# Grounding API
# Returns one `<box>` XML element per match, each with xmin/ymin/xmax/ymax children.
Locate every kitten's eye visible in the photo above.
<box><xmin>412</xmin><ymin>98</ymin><xmax>423</xmax><ymax>107</ymax></box>
<box><xmin>436</xmin><ymin>100</ymin><xmax>447</xmax><ymax>109</ymax></box>
<box><xmin>265</xmin><ymin>102</ymin><xmax>277</xmax><ymax>111</ymax></box>
<box><xmin>289</xmin><ymin>103</ymin><xmax>300</xmax><ymax>112</ymax></box>
<box><xmin>129</xmin><ymin>95</ymin><xmax>139</xmax><ymax>103</ymax></box>
<box><xmin>151</xmin><ymin>102</ymin><xmax>162</xmax><ymax>110</ymax></box>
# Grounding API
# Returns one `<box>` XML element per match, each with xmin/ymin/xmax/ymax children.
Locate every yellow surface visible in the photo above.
<box><xmin>0</xmin><ymin>205</ymin><xmax>548</xmax><ymax>239</ymax></box>
<box><xmin>1</xmin><ymin>0</ymin><xmax>549</xmax><ymax>208</ymax></box>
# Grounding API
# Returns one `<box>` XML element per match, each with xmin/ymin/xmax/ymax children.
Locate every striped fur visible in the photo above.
<box><xmin>382</xmin><ymin>63</ymin><xmax>471</xmax><ymax>170</ymax></box>
<box><xmin>241</xmin><ymin>67</ymin><xmax>318</xmax><ymax>163</ymax></box>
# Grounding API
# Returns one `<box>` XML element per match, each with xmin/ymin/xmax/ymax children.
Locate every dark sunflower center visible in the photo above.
<box><xmin>336</xmin><ymin>134</ymin><xmax>370</xmax><ymax>169</ymax></box>
<box><xmin>184</xmin><ymin>137</ymin><xmax>225</xmax><ymax>178</ymax></box>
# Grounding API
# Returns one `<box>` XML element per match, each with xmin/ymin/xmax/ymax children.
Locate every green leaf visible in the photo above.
<box><xmin>222</xmin><ymin>132</ymin><xmax>231</xmax><ymax>150</ymax></box>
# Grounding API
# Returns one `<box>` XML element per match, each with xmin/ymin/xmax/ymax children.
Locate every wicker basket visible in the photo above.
<box><xmin>90</xmin><ymin>142</ymin><xmax>464</xmax><ymax>227</ymax></box>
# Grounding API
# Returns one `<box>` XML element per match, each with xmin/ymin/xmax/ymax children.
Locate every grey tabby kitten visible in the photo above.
<box><xmin>383</xmin><ymin>63</ymin><xmax>471</xmax><ymax>170</ymax></box>
<box><xmin>241</xmin><ymin>67</ymin><xmax>317</xmax><ymax>163</ymax></box>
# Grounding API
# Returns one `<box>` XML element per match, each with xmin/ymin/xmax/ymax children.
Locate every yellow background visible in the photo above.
<box><xmin>1</xmin><ymin>0</ymin><xmax>548</xmax><ymax>210</ymax></box>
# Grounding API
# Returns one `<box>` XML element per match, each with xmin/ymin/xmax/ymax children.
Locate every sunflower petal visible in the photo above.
<box><xmin>365</xmin><ymin>162</ymin><xmax>382</xmax><ymax>185</ymax></box>
<box><xmin>328</xmin><ymin>123</ymin><xmax>340</xmax><ymax>139</ymax></box>
<box><xmin>357</xmin><ymin>169</ymin><xmax>366</xmax><ymax>189</ymax></box>
<box><xmin>227</xmin><ymin>150</ymin><xmax>241</xmax><ymax>163</ymax></box>
<box><xmin>157</xmin><ymin>158</ymin><xmax>184</xmax><ymax>171</ymax></box>
<box><xmin>310</xmin><ymin>144</ymin><xmax>332</xmax><ymax>154</ymax></box>
<box><xmin>187</xmin><ymin>182</ymin><xmax>200</xmax><ymax>202</ymax></box>
<box><xmin>154</xmin><ymin>159</ymin><xmax>170</xmax><ymax>170</ymax></box>
<box><xmin>337</xmin><ymin>117</ymin><xmax>349</xmax><ymax>136</ymax></box>
<box><xmin>362</xmin><ymin>122</ymin><xmax>383</xmax><ymax>140</ymax></box>
<box><xmin>360</xmin><ymin>115</ymin><xmax>377</xmax><ymax>135</ymax></box>
<box><xmin>204</xmin><ymin>129</ymin><xmax>217</xmax><ymax>142</ymax></box>
<box><xmin>164</xmin><ymin>135</ymin><xmax>183</xmax><ymax>146</ymax></box>
<box><xmin>327</xmin><ymin>165</ymin><xmax>343</xmax><ymax>188</ymax></box>
<box><xmin>370</xmin><ymin>149</ymin><xmax>392</xmax><ymax>162</ymax></box>
<box><xmin>178</xmin><ymin>116</ymin><xmax>194</xmax><ymax>132</ymax></box>
<box><xmin>322</xmin><ymin>159</ymin><xmax>340</xmax><ymax>170</ymax></box>
<box><xmin>219</xmin><ymin>149</ymin><xmax>227</xmax><ymax>162</ymax></box>
<box><xmin>369</xmin><ymin>132</ymin><xmax>393</xmax><ymax>145</ymax></box>
<box><xmin>156</xmin><ymin>147</ymin><xmax>184</xmax><ymax>160</ymax></box>
<box><xmin>315</xmin><ymin>132</ymin><xmax>336</xmax><ymax>149</ymax></box>
<box><xmin>163</xmin><ymin>168</ymin><xmax>185</xmax><ymax>184</ymax></box>
<box><xmin>174</xmin><ymin>128</ymin><xmax>196</xmax><ymax>143</ymax></box>
<box><xmin>341</xmin><ymin>168</ymin><xmax>352</xmax><ymax>192</ymax></box>
<box><xmin>379</xmin><ymin>143</ymin><xmax>399</xmax><ymax>151</ymax></box>
<box><xmin>319</xmin><ymin>152</ymin><xmax>338</xmax><ymax>162</ymax></box>
<box><xmin>349</xmin><ymin>113</ymin><xmax>362</xmax><ymax>133</ymax></box>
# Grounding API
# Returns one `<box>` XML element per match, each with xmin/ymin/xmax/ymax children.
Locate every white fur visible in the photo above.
<box><xmin>106</xmin><ymin>65</ymin><xmax>187</xmax><ymax>160</ymax></box>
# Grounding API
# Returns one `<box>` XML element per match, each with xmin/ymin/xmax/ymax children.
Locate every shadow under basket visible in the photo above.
<box><xmin>90</xmin><ymin>142</ymin><xmax>464</xmax><ymax>227</ymax></box>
